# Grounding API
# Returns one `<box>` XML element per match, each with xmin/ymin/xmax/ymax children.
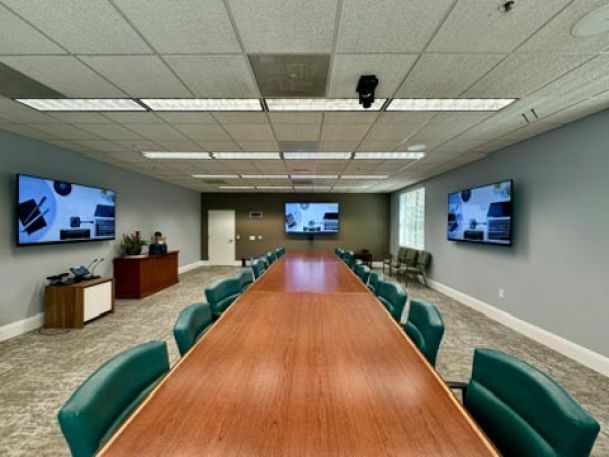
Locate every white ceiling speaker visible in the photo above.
<box><xmin>572</xmin><ymin>4</ymin><xmax>609</xmax><ymax>37</ymax></box>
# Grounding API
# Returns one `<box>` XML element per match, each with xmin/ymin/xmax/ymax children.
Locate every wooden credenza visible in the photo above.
<box><xmin>45</xmin><ymin>277</ymin><xmax>114</xmax><ymax>328</ymax></box>
<box><xmin>113</xmin><ymin>251</ymin><xmax>179</xmax><ymax>299</ymax></box>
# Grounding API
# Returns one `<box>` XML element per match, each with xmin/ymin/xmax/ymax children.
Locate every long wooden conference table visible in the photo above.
<box><xmin>99</xmin><ymin>251</ymin><xmax>498</xmax><ymax>456</ymax></box>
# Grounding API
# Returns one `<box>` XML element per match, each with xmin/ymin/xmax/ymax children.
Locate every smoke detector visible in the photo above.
<box><xmin>572</xmin><ymin>4</ymin><xmax>609</xmax><ymax>37</ymax></box>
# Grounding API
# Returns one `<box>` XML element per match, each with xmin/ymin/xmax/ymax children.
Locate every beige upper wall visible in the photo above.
<box><xmin>201</xmin><ymin>193</ymin><xmax>390</xmax><ymax>260</ymax></box>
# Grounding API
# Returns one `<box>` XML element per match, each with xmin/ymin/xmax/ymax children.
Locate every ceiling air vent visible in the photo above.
<box><xmin>249</xmin><ymin>55</ymin><xmax>330</xmax><ymax>97</ymax></box>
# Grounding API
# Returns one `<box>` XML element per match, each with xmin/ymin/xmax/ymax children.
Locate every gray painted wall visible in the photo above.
<box><xmin>391</xmin><ymin>110</ymin><xmax>609</xmax><ymax>357</ymax></box>
<box><xmin>0</xmin><ymin>131</ymin><xmax>201</xmax><ymax>327</ymax></box>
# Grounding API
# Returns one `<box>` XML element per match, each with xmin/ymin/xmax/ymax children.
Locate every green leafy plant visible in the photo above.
<box><xmin>120</xmin><ymin>231</ymin><xmax>147</xmax><ymax>255</ymax></box>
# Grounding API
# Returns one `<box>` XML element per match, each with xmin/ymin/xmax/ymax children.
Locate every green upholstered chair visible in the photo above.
<box><xmin>343</xmin><ymin>251</ymin><xmax>355</xmax><ymax>268</ymax></box>
<box><xmin>450</xmin><ymin>348</ymin><xmax>600</xmax><ymax>457</ymax></box>
<box><xmin>275</xmin><ymin>247</ymin><xmax>286</xmax><ymax>258</ymax></box>
<box><xmin>402</xmin><ymin>250</ymin><xmax>431</xmax><ymax>287</ymax></box>
<box><xmin>367</xmin><ymin>270</ymin><xmax>384</xmax><ymax>295</ymax></box>
<box><xmin>251</xmin><ymin>258</ymin><xmax>266</xmax><ymax>280</ymax></box>
<box><xmin>173</xmin><ymin>302</ymin><xmax>213</xmax><ymax>357</ymax></box>
<box><xmin>355</xmin><ymin>264</ymin><xmax>371</xmax><ymax>283</ymax></box>
<box><xmin>377</xmin><ymin>280</ymin><xmax>408</xmax><ymax>322</ymax></box>
<box><xmin>204</xmin><ymin>277</ymin><xmax>241</xmax><ymax>317</ymax></box>
<box><xmin>236</xmin><ymin>267</ymin><xmax>255</xmax><ymax>292</ymax></box>
<box><xmin>352</xmin><ymin>258</ymin><xmax>363</xmax><ymax>271</ymax></box>
<box><xmin>402</xmin><ymin>299</ymin><xmax>444</xmax><ymax>367</ymax></box>
<box><xmin>384</xmin><ymin>246</ymin><xmax>406</xmax><ymax>275</ymax></box>
<box><xmin>335</xmin><ymin>248</ymin><xmax>344</xmax><ymax>257</ymax></box>
<box><xmin>57</xmin><ymin>341</ymin><xmax>170</xmax><ymax>457</ymax></box>
<box><xmin>266</xmin><ymin>251</ymin><xmax>277</xmax><ymax>265</ymax></box>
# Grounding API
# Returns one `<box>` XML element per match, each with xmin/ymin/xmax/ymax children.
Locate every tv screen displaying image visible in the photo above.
<box><xmin>17</xmin><ymin>174</ymin><xmax>116</xmax><ymax>246</ymax></box>
<box><xmin>447</xmin><ymin>180</ymin><xmax>512</xmax><ymax>246</ymax></box>
<box><xmin>285</xmin><ymin>203</ymin><xmax>339</xmax><ymax>233</ymax></box>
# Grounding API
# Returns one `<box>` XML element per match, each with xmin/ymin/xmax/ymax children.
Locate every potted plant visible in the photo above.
<box><xmin>120</xmin><ymin>231</ymin><xmax>147</xmax><ymax>256</ymax></box>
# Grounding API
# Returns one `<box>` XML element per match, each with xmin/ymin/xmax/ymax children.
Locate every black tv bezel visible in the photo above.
<box><xmin>446</xmin><ymin>179</ymin><xmax>513</xmax><ymax>247</ymax></box>
<box><xmin>16</xmin><ymin>173</ymin><xmax>117</xmax><ymax>247</ymax></box>
<box><xmin>284</xmin><ymin>202</ymin><xmax>341</xmax><ymax>234</ymax></box>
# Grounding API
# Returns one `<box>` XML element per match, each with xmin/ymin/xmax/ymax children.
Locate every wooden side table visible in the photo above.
<box><xmin>45</xmin><ymin>277</ymin><xmax>114</xmax><ymax>328</ymax></box>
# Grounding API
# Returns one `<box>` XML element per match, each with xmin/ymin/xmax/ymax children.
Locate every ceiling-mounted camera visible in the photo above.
<box><xmin>356</xmin><ymin>75</ymin><xmax>378</xmax><ymax>109</ymax></box>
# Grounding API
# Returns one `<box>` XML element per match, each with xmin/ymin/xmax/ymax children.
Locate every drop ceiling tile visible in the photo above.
<box><xmin>356</xmin><ymin>140</ymin><xmax>401</xmax><ymax>152</ymax></box>
<box><xmin>48</xmin><ymin>112</ymin><xmax>115</xmax><ymax>124</ymax></box>
<box><xmin>212</xmin><ymin>113</ymin><xmax>269</xmax><ymax>124</ymax></box>
<box><xmin>328</xmin><ymin>54</ymin><xmax>417</xmax><ymax>97</ymax></box>
<box><xmin>269</xmin><ymin>113</ymin><xmax>322</xmax><ymax>124</ymax></box>
<box><xmin>115</xmin><ymin>139</ymin><xmax>164</xmax><ymax>151</ymax></box>
<box><xmin>155</xmin><ymin>112</ymin><xmax>217</xmax><ymax>124</ymax></box>
<box><xmin>75</xmin><ymin>123</ymin><xmax>145</xmax><ymax>140</ymax></box>
<box><xmin>2</xmin><ymin>0</ymin><xmax>152</xmax><ymax>54</ymax></box>
<box><xmin>273</xmin><ymin>123</ymin><xmax>321</xmax><ymax>141</ymax></box>
<box><xmin>237</xmin><ymin>141</ymin><xmax>280</xmax><ymax>151</ymax></box>
<box><xmin>125</xmin><ymin>123</ymin><xmax>190</xmax><ymax>141</ymax></box>
<box><xmin>222</xmin><ymin>124</ymin><xmax>276</xmax><ymax>142</ymax></box>
<box><xmin>0</xmin><ymin>56</ymin><xmax>125</xmax><ymax>97</ymax></box>
<box><xmin>396</xmin><ymin>53</ymin><xmax>505</xmax><ymax>97</ymax></box>
<box><xmin>75</xmin><ymin>139</ymin><xmax>127</xmax><ymax>152</ymax></box>
<box><xmin>152</xmin><ymin>140</ymin><xmax>204</xmax><ymax>151</ymax></box>
<box><xmin>341</xmin><ymin>160</ymin><xmax>382</xmax><ymax>173</ymax></box>
<box><xmin>113</xmin><ymin>0</ymin><xmax>240</xmax><ymax>53</ymax></box>
<box><xmin>103</xmin><ymin>112</ymin><xmax>166</xmax><ymax>124</ymax></box>
<box><xmin>33</xmin><ymin>123</ymin><xmax>102</xmax><ymax>140</ymax></box>
<box><xmin>79</xmin><ymin>56</ymin><xmax>191</xmax><ymax>98</ymax></box>
<box><xmin>321</xmin><ymin>123</ymin><xmax>368</xmax><ymax>142</ymax></box>
<box><xmin>364</xmin><ymin>122</ymin><xmax>423</xmax><ymax>142</ymax></box>
<box><xmin>0</xmin><ymin>5</ymin><xmax>65</xmax><ymax>54</ymax></box>
<box><xmin>533</xmin><ymin>54</ymin><xmax>609</xmax><ymax>97</ymax></box>
<box><xmin>465</xmin><ymin>53</ymin><xmax>591</xmax><ymax>98</ymax></box>
<box><xmin>196</xmin><ymin>141</ymin><xmax>241</xmax><ymax>151</ymax></box>
<box><xmin>405</xmin><ymin>112</ymin><xmax>492</xmax><ymax>150</ymax></box>
<box><xmin>228</xmin><ymin>0</ymin><xmax>338</xmax><ymax>52</ymax></box>
<box><xmin>518</xmin><ymin>0</ymin><xmax>609</xmax><ymax>53</ymax></box>
<box><xmin>323</xmin><ymin>112</ymin><xmax>379</xmax><ymax>125</ymax></box>
<box><xmin>164</xmin><ymin>55</ymin><xmax>259</xmax><ymax>97</ymax></box>
<box><xmin>542</xmin><ymin>97</ymin><xmax>609</xmax><ymax>125</ymax></box>
<box><xmin>174</xmin><ymin>124</ymin><xmax>232</xmax><ymax>141</ymax></box>
<box><xmin>319</xmin><ymin>140</ymin><xmax>360</xmax><ymax>151</ymax></box>
<box><xmin>0</xmin><ymin>123</ymin><xmax>58</xmax><ymax>139</ymax></box>
<box><xmin>428</xmin><ymin>0</ymin><xmax>571</xmax><ymax>53</ymax></box>
<box><xmin>251</xmin><ymin>161</ymin><xmax>288</xmax><ymax>173</ymax></box>
<box><xmin>336</xmin><ymin>0</ymin><xmax>453</xmax><ymax>52</ymax></box>
<box><xmin>375</xmin><ymin>112</ymin><xmax>435</xmax><ymax>125</ymax></box>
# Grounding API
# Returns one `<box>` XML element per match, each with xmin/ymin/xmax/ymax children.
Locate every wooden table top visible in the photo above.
<box><xmin>99</xmin><ymin>251</ymin><xmax>497</xmax><ymax>457</ymax></box>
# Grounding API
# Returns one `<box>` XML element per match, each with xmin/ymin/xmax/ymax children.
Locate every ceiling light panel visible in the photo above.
<box><xmin>141</xmin><ymin>99</ymin><xmax>263</xmax><ymax>111</ymax></box>
<box><xmin>354</xmin><ymin>152</ymin><xmax>425</xmax><ymax>159</ymax></box>
<box><xmin>291</xmin><ymin>175</ymin><xmax>338</xmax><ymax>180</ymax></box>
<box><xmin>193</xmin><ymin>174</ymin><xmax>239</xmax><ymax>179</ymax></box>
<box><xmin>256</xmin><ymin>186</ymin><xmax>293</xmax><ymax>189</ymax></box>
<box><xmin>341</xmin><ymin>175</ymin><xmax>389</xmax><ymax>179</ymax></box>
<box><xmin>212</xmin><ymin>152</ymin><xmax>280</xmax><ymax>160</ymax></box>
<box><xmin>142</xmin><ymin>151</ymin><xmax>211</xmax><ymax>159</ymax></box>
<box><xmin>218</xmin><ymin>186</ymin><xmax>254</xmax><ymax>189</ymax></box>
<box><xmin>386</xmin><ymin>98</ymin><xmax>515</xmax><ymax>111</ymax></box>
<box><xmin>266</xmin><ymin>98</ymin><xmax>386</xmax><ymax>111</ymax></box>
<box><xmin>15</xmin><ymin>98</ymin><xmax>146</xmax><ymax>111</ymax></box>
<box><xmin>241</xmin><ymin>174</ymin><xmax>289</xmax><ymax>179</ymax></box>
<box><xmin>283</xmin><ymin>152</ymin><xmax>352</xmax><ymax>159</ymax></box>
<box><xmin>294</xmin><ymin>186</ymin><xmax>331</xmax><ymax>190</ymax></box>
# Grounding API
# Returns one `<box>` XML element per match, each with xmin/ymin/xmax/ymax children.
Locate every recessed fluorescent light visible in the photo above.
<box><xmin>340</xmin><ymin>175</ymin><xmax>388</xmax><ymax>179</ymax></box>
<box><xmin>407</xmin><ymin>144</ymin><xmax>427</xmax><ymax>151</ymax></box>
<box><xmin>294</xmin><ymin>186</ymin><xmax>331</xmax><ymax>190</ymax></box>
<box><xmin>266</xmin><ymin>98</ymin><xmax>386</xmax><ymax>111</ymax></box>
<box><xmin>283</xmin><ymin>152</ymin><xmax>352</xmax><ymax>160</ymax></box>
<box><xmin>212</xmin><ymin>152</ymin><xmax>280</xmax><ymax>160</ymax></box>
<box><xmin>354</xmin><ymin>152</ymin><xmax>425</xmax><ymax>160</ymax></box>
<box><xmin>291</xmin><ymin>175</ymin><xmax>338</xmax><ymax>180</ymax></box>
<box><xmin>333</xmin><ymin>186</ymin><xmax>367</xmax><ymax>190</ymax></box>
<box><xmin>218</xmin><ymin>186</ymin><xmax>254</xmax><ymax>189</ymax></box>
<box><xmin>15</xmin><ymin>98</ymin><xmax>146</xmax><ymax>111</ymax></box>
<box><xmin>193</xmin><ymin>174</ymin><xmax>239</xmax><ymax>179</ymax></box>
<box><xmin>142</xmin><ymin>151</ymin><xmax>210</xmax><ymax>159</ymax></box>
<box><xmin>241</xmin><ymin>174</ymin><xmax>289</xmax><ymax>179</ymax></box>
<box><xmin>387</xmin><ymin>98</ymin><xmax>515</xmax><ymax>111</ymax></box>
<box><xmin>140</xmin><ymin>99</ymin><xmax>263</xmax><ymax>111</ymax></box>
<box><xmin>256</xmin><ymin>186</ymin><xmax>293</xmax><ymax>189</ymax></box>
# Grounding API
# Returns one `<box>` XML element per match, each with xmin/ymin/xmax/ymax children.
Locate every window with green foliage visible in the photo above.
<box><xmin>399</xmin><ymin>188</ymin><xmax>425</xmax><ymax>250</ymax></box>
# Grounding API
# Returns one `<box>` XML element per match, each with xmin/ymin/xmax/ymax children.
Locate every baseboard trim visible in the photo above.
<box><xmin>428</xmin><ymin>279</ymin><xmax>609</xmax><ymax>377</ymax></box>
<box><xmin>0</xmin><ymin>313</ymin><xmax>44</xmax><ymax>342</ymax></box>
<box><xmin>178</xmin><ymin>260</ymin><xmax>206</xmax><ymax>274</ymax></box>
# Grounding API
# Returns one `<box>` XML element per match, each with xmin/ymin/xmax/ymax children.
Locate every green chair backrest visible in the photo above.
<box><xmin>58</xmin><ymin>341</ymin><xmax>169</xmax><ymax>457</ymax></box>
<box><xmin>367</xmin><ymin>271</ymin><xmax>384</xmax><ymax>295</ymax></box>
<box><xmin>343</xmin><ymin>251</ymin><xmax>355</xmax><ymax>268</ymax></box>
<box><xmin>352</xmin><ymin>258</ymin><xmax>363</xmax><ymax>271</ymax></box>
<box><xmin>464</xmin><ymin>348</ymin><xmax>600</xmax><ymax>457</ymax></box>
<box><xmin>404</xmin><ymin>248</ymin><xmax>419</xmax><ymax>265</ymax></box>
<box><xmin>237</xmin><ymin>268</ymin><xmax>255</xmax><ymax>292</ymax></box>
<box><xmin>173</xmin><ymin>302</ymin><xmax>213</xmax><ymax>357</ymax></box>
<box><xmin>275</xmin><ymin>247</ymin><xmax>286</xmax><ymax>258</ymax></box>
<box><xmin>266</xmin><ymin>251</ymin><xmax>277</xmax><ymax>264</ymax></box>
<box><xmin>252</xmin><ymin>259</ymin><xmax>267</xmax><ymax>279</ymax></box>
<box><xmin>403</xmin><ymin>299</ymin><xmax>444</xmax><ymax>367</ymax></box>
<box><xmin>204</xmin><ymin>277</ymin><xmax>241</xmax><ymax>315</ymax></box>
<box><xmin>355</xmin><ymin>264</ymin><xmax>371</xmax><ymax>283</ymax></box>
<box><xmin>377</xmin><ymin>280</ymin><xmax>407</xmax><ymax>322</ymax></box>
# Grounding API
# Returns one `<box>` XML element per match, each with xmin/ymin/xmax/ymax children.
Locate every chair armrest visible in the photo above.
<box><xmin>446</xmin><ymin>381</ymin><xmax>468</xmax><ymax>394</ymax></box>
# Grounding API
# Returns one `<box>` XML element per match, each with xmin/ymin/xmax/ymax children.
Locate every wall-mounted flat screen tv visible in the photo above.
<box><xmin>447</xmin><ymin>180</ymin><xmax>512</xmax><ymax>246</ymax></box>
<box><xmin>285</xmin><ymin>203</ymin><xmax>339</xmax><ymax>233</ymax></box>
<box><xmin>17</xmin><ymin>174</ymin><xmax>116</xmax><ymax>246</ymax></box>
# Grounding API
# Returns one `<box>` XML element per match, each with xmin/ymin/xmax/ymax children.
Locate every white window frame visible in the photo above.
<box><xmin>398</xmin><ymin>187</ymin><xmax>425</xmax><ymax>250</ymax></box>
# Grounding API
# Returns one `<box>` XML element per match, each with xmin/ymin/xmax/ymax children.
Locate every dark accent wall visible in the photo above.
<box><xmin>201</xmin><ymin>193</ymin><xmax>390</xmax><ymax>260</ymax></box>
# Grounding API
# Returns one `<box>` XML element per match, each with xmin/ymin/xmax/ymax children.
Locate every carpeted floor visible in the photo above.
<box><xmin>0</xmin><ymin>266</ymin><xmax>606</xmax><ymax>456</ymax></box>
